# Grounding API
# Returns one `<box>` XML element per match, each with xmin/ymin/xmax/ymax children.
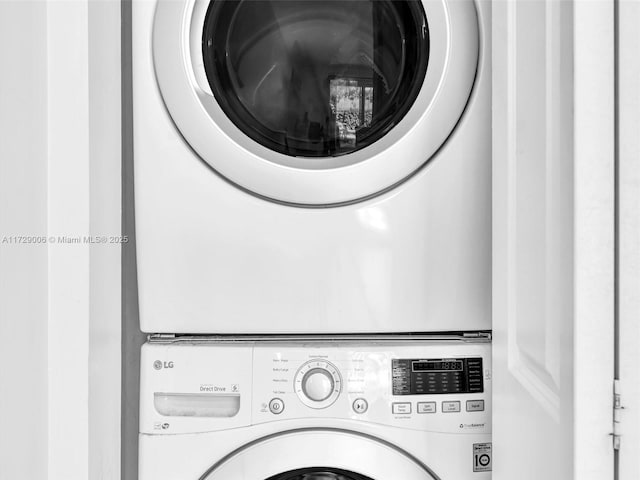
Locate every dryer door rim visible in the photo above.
<box><xmin>153</xmin><ymin>0</ymin><xmax>480</xmax><ymax>205</ymax></box>
<box><xmin>199</xmin><ymin>427</ymin><xmax>440</xmax><ymax>480</ymax></box>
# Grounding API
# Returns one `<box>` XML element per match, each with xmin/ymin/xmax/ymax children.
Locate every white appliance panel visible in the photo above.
<box><xmin>140</xmin><ymin>339</ymin><xmax>491</xmax><ymax>435</ymax></box>
<box><xmin>133</xmin><ymin>0</ymin><xmax>491</xmax><ymax>334</ymax></box>
<box><xmin>139</xmin><ymin>338</ymin><xmax>492</xmax><ymax>480</ymax></box>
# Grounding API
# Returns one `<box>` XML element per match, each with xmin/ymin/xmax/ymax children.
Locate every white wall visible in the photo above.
<box><xmin>88</xmin><ymin>2</ymin><xmax>123</xmax><ymax>478</ymax></box>
<box><xmin>0</xmin><ymin>1</ymin><xmax>121</xmax><ymax>478</ymax></box>
<box><xmin>0</xmin><ymin>2</ymin><xmax>49</xmax><ymax>478</ymax></box>
<box><xmin>121</xmin><ymin>4</ymin><xmax>149</xmax><ymax>479</ymax></box>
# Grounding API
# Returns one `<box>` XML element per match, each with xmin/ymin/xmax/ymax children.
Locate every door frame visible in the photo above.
<box><xmin>0</xmin><ymin>1</ymin><xmax>122</xmax><ymax>478</ymax></box>
<box><xmin>617</xmin><ymin>0</ymin><xmax>640</xmax><ymax>477</ymax></box>
<box><xmin>574</xmin><ymin>0</ymin><xmax>616</xmax><ymax>478</ymax></box>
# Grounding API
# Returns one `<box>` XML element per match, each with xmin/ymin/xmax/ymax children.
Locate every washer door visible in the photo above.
<box><xmin>199</xmin><ymin>429</ymin><xmax>438</xmax><ymax>479</ymax></box>
<box><xmin>154</xmin><ymin>0</ymin><xmax>479</xmax><ymax>205</ymax></box>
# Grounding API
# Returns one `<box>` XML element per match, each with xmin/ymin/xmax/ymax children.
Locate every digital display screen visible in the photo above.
<box><xmin>392</xmin><ymin>357</ymin><xmax>484</xmax><ymax>395</ymax></box>
<box><xmin>412</xmin><ymin>360</ymin><xmax>463</xmax><ymax>372</ymax></box>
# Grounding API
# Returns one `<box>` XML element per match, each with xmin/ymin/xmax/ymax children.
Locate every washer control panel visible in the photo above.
<box><xmin>252</xmin><ymin>340</ymin><xmax>491</xmax><ymax>434</ymax></box>
<box><xmin>140</xmin><ymin>339</ymin><xmax>491</xmax><ymax>435</ymax></box>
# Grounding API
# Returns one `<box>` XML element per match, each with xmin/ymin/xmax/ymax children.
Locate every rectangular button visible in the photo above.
<box><xmin>466</xmin><ymin>400</ymin><xmax>485</xmax><ymax>412</ymax></box>
<box><xmin>392</xmin><ymin>402</ymin><xmax>412</xmax><ymax>414</ymax></box>
<box><xmin>442</xmin><ymin>401</ymin><xmax>461</xmax><ymax>413</ymax></box>
<box><xmin>417</xmin><ymin>402</ymin><xmax>436</xmax><ymax>414</ymax></box>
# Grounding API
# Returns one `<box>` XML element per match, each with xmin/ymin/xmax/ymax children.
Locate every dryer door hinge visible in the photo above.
<box><xmin>611</xmin><ymin>379</ymin><xmax>624</xmax><ymax>450</ymax></box>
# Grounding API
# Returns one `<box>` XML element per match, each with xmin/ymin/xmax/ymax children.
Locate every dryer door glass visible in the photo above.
<box><xmin>265</xmin><ymin>468</ymin><xmax>373</xmax><ymax>480</ymax></box>
<box><xmin>202</xmin><ymin>0</ymin><xmax>429</xmax><ymax>158</ymax></box>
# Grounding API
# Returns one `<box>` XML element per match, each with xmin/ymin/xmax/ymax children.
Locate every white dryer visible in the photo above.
<box><xmin>133</xmin><ymin>0</ymin><xmax>491</xmax><ymax>333</ymax></box>
<box><xmin>139</xmin><ymin>336</ymin><xmax>492</xmax><ymax>479</ymax></box>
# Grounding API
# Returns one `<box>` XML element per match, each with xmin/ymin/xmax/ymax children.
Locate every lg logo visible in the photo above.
<box><xmin>153</xmin><ymin>360</ymin><xmax>174</xmax><ymax>370</ymax></box>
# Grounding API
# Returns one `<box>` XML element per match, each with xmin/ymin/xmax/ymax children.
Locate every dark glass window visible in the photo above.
<box><xmin>264</xmin><ymin>467</ymin><xmax>374</xmax><ymax>480</ymax></box>
<box><xmin>202</xmin><ymin>0</ymin><xmax>429</xmax><ymax>158</ymax></box>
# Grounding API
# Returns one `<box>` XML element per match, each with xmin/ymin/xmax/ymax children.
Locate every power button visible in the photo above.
<box><xmin>269</xmin><ymin>398</ymin><xmax>284</xmax><ymax>415</ymax></box>
<box><xmin>352</xmin><ymin>398</ymin><xmax>368</xmax><ymax>414</ymax></box>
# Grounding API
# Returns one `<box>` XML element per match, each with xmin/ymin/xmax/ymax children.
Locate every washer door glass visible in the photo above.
<box><xmin>265</xmin><ymin>468</ymin><xmax>373</xmax><ymax>480</ymax></box>
<box><xmin>202</xmin><ymin>0</ymin><xmax>429</xmax><ymax>158</ymax></box>
<box><xmin>199</xmin><ymin>429</ymin><xmax>437</xmax><ymax>479</ymax></box>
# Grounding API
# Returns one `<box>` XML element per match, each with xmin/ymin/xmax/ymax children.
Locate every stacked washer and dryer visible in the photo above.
<box><xmin>133</xmin><ymin>0</ymin><xmax>492</xmax><ymax>478</ymax></box>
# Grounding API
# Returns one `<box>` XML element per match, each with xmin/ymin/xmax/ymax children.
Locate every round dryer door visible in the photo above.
<box><xmin>154</xmin><ymin>0</ymin><xmax>479</xmax><ymax>205</ymax></box>
<box><xmin>199</xmin><ymin>429</ymin><xmax>438</xmax><ymax>479</ymax></box>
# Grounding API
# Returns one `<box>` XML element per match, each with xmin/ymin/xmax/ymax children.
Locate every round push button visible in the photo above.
<box><xmin>269</xmin><ymin>398</ymin><xmax>284</xmax><ymax>415</ymax></box>
<box><xmin>352</xmin><ymin>398</ymin><xmax>368</xmax><ymax>414</ymax></box>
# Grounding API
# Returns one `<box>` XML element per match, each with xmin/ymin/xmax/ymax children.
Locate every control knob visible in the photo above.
<box><xmin>302</xmin><ymin>368</ymin><xmax>334</xmax><ymax>402</ymax></box>
<box><xmin>295</xmin><ymin>359</ymin><xmax>342</xmax><ymax>409</ymax></box>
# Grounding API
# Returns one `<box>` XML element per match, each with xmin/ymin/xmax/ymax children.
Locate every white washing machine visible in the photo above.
<box><xmin>133</xmin><ymin>0</ymin><xmax>491</xmax><ymax>334</ymax></box>
<box><xmin>139</xmin><ymin>336</ymin><xmax>492</xmax><ymax>479</ymax></box>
